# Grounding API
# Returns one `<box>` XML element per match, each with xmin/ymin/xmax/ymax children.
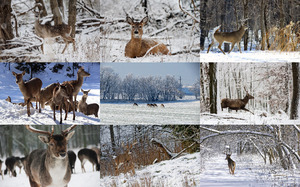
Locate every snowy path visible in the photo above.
<box><xmin>200</xmin><ymin>154</ymin><xmax>300</xmax><ymax>187</ymax></box>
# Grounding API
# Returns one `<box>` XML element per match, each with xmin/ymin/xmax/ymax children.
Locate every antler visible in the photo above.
<box><xmin>26</xmin><ymin>125</ymin><xmax>54</xmax><ymax>136</ymax></box>
<box><xmin>62</xmin><ymin>125</ymin><xmax>77</xmax><ymax>136</ymax></box>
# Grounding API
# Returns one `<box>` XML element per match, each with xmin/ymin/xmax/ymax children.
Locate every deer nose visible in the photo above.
<box><xmin>134</xmin><ymin>31</ymin><xmax>138</xmax><ymax>34</ymax></box>
<box><xmin>59</xmin><ymin>152</ymin><xmax>66</xmax><ymax>157</ymax></box>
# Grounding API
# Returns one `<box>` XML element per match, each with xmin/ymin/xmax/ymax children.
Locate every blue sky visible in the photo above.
<box><xmin>101</xmin><ymin>63</ymin><xmax>200</xmax><ymax>86</ymax></box>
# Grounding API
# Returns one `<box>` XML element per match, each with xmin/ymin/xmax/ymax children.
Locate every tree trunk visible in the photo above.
<box><xmin>290</xmin><ymin>63</ymin><xmax>299</xmax><ymax>119</ymax></box>
<box><xmin>243</xmin><ymin>0</ymin><xmax>249</xmax><ymax>51</ymax></box>
<box><xmin>209</xmin><ymin>63</ymin><xmax>217</xmax><ymax>114</ymax></box>
<box><xmin>279</xmin><ymin>0</ymin><xmax>284</xmax><ymax>49</ymax></box>
<box><xmin>0</xmin><ymin>0</ymin><xmax>14</xmax><ymax>43</ymax></box>
<box><xmin>200</xmin><ymin>0</ymin><xmax>208</xmax><ymax>51</ymax></box>
<box><xmin>68</xmin><ymin>0</ymin><xmax>77</xmax><ymax>37</ymax></box>
<box><xmin>50</xmin><ymin>0</ymin><xmax>63</xmax><ymax>25</ymax></box>
<box><xmin>260</xmin><ymin>0</ymin><xmax>265</xmax><ymax>50</ymax></box>
<box><xmin>109</xmin><ymin>125</ymin><xmax>116</xmax><ymax>153</ymax></box>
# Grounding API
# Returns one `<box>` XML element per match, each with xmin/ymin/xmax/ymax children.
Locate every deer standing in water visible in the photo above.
<box><xmin>225</xmin><ymin>154</ymin><xmax>236</xmax><ymax>175</ymax></box>
<box><xmin>24</xmin><ymin>125</ymin><xmax>76</xmax><ymax>187</ymax></box>
<box><xmin>207</xmin><ymin>25</ymin><xmax>247</xmax><ymax>54</ymax></box>
<box><xmin>125</xmin><ymin>15</ymin><xmax>169</xmax><ymax>58</ymax></box>
<box><xmin>12</xmin><ymin>71</ymin><xmax>42</xmax><ymax>117</ymax></box>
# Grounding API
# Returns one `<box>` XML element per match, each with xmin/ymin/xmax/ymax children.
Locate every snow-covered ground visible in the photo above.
<box><xmin>200</xmin><ymin>154</ymin><xmax>300</xmax><ymax>186</ymax></box>
<box><xmin>0</xmin><ymin>148</ymin><xmax>100</xmax><ymax>187</ymax></box>
<box><xmin>200</xmin><ymin>50</ymin><xmax>300</xmax><ymax>62</ymax></box>
<box><xmin>0</xmin><ymin>63</ymin><xmax>100</xmax><ymax>125</ymax></box>
<box><xmin>100</xmin><ymin>96</ymin><xmax>200</xmax><ymax>124</ymax></box>
<box><xmin>100</xmin><ymin>152</ymin><xmax>200</xmax><ymax>187</ymax></box>
<box><xmin>200</xmin><ymin>110</ymin><xmax>300</xmax><ymax>125</ymax></box>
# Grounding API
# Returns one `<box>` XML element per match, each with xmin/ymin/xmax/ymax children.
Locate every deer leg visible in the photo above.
<box><xmin>73</xmin><ymin>96</ymin><xmax>76</xmax><ymax>120</ymax></box>
<box><xmin>64</xmin><ymin>99</ymin><xmax>68</xmax><ymax>120</ymax></box>
<box><xmin>238</xmin><ymin>42</ymin><xmax>242</xmax><ymax>53</ymax></box>
<box><xmin>27</xmin><ymin>99</ymin><xmax>30</xmax><ymax>117</ymax></box>
<box><xmin>228</xmin><ymin>42</ymin><xmax>236</xmax><ymax>54</ymax></box>
<box><xmin>207</xmin><ymin>41</ymin><xmax>214</xmax><ymax>53</ymax></box>
<box><xmin>41</xmin><ymin>43</ymin><xmax>44</xmax><ymax>54</ymax></box>
<box><xmin>61</xmin><ymin>42</ymin><xmax>69</xmax><ymax>54</ymax></box>
<box><xmin>217</xmin><ymin>43</ymin><xmax>226</xmax><ymax>55</ymax></box>
<box><xmin>242</xmin><ymin>108</ymin><xmax>254</xmax><ymax>115</ymax></box>
<box><xmin>59</xmin><ymin>105</ymin><xmax>63</xmax><ymax>124</ymax></box>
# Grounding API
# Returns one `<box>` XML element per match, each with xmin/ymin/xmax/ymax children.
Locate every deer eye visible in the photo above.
<box><xmin>139</xmin><ymin>26</ymin><xmax>142</xmax><ymax>29</ymax></box>
<box><xmin>49</xmin><ymin>143</ymin><xmax>54</xmax><ymax>146</ymax></box>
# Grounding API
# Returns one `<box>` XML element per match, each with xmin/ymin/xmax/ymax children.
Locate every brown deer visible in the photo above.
<box><xmin>221</xmin><ymin>90</ymin><xmax>254</xmax><ymax>114</ymax></box>
<box><xmin>161</xmin><ymin>104</ymin><xmax>165</xmax><ymax>108</ymax></box>
<box><xmin>114</xmin><ymin>141</ymin><xmax>137</xmax><ymax>176</ymax></box>
<box><xmin>24</xmin><ymin>125</ymin><xmax>76</xmax><ymax>187</ymax></box>
<box><xmin>51</xmin><ymin>84</ymin><xmax>70</xmax><ymax>124</ymax></box>
<box><xmin>34</xmin><ymin>11</ymin><xmax>75</xmax><ymax>54</ymax></box>
<box><xmin>91</xmin><ymin>147</ymin><xmax>101</xmax><ymax>165</ymax></box>
<box><xmin>78</xmin><ymin>89</ymin><xmax>99</xmax><ymax>117</ymax></box>
<box><xmin>77</xmin><ymin>148</ymin><xmax>100</xmax><ymax>173</ymax></box>
<box><xmin>225</xmin><ymin>154</ymin><xmax>236</xmax><ymax>175</ymax></box>
<box><xmin>62</xmin><ymin>67</ymin><xmax>90</xmax><ymax>120</ymax></box>
<box><xmin>12</xmin><ymin>71</ymin><xmax>43</xmax><ymax>117</ymax></box>
<box><xmin>133</xmin><ymin>103</ymin><xmax>138</xmax><ymax>106</ymax></box>
<box><xmin>207</xmin><ymin>25</ymin><xmax>248</xmax><ymax>54</ymax></box>
<box><xmin>125</xmin><ymin>16</ymin><xmax>169</xmax><ymax>58</ymax></box>
<box><xmin>40</xmin><ymin>83</ymin><xmax>59</xmax><ymax>109</ymax></box>
<box><xmin>4</xmin><ymin>156</ymin><xmax>22</xmax><ymax>177</ymax></box>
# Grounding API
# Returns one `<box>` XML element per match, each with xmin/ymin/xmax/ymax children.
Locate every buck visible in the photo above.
<box><xmin>51</xmin><ymin>84</ymin><xmax>71</xmax><ymax>124</ymax></box>
<box><xmin>77</xmin><ymin>148</ymin><xmax>100</xmax><ymax>173</ymax></box>
<box><xmin>24</xmin><ymin>125</ymin><xmax>76</xmax><ymax>187</ymax></box>
<box><xmin>12</xmin><ymin>71</ymin><xmax>43</xmax><ymax>117</ymax></box>
<box><xmin>207</xmin><ymin>25</ymin><xmax>247</xmax><ymax>54</ymax></box>
<box><xmin>67</xmin><ymin>151</ymin><xmax>76</xmax><ymax>174</ymax></box>
<box><xmin>62</xmin><ymin>67</ymin><xmax>90</xmax><ymax>120</ymax></box>
<box><xmin>114</xmin><ymin>141</ymin><xmax>137</xmax><ymax>176</ymax></box>
<box><xmin>34</xmin><ymin>10</ymin><xmax>75</xmax><ymax>54</ymax></box>
<box><xmin>225</xmin><ymin>154</ymin><xmax>236</xmax><ymax>175</ymax></box>
<box><xmin>221</xmin><ymin>90</ymin><xmax>254</xmax><ymax>114</ymax></box>
<box><xmin>125</xmin><ymin>16</ymin><xmax>170</xmax><ymax>58</ymax></box>
<box><xmin>78</xmin><ymin>89</ymin><xmax>99</xmax><ymax>117</ymax></box>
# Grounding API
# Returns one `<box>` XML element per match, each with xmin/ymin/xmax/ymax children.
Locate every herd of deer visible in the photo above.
<box><xmin>7</xmin><ymin>66</ymin><xmax>99</xmax><ymax>124</ymax></box>
<box><xmin>133</xmin><ymin>103</ymin><xmax>165</xmax><ymax>108</ymax></box>
<box><xmin>0</xmin><ymin>126</ymin><xmax>100</xmax><ymax>186</ymax></box>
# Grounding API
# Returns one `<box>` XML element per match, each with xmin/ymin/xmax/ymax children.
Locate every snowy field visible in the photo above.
<box><xmin>0</xmin><ymin>148</ymin><xmax>100</xmax><ymax>187</ymax></box>
<box><xmin>100</xmin><ymin>152</ymin><xmax>200</xmax><ymax>187</ymax></box>
<box><xmin>0</xmin><ymin>63</ymin><xmax>100</xmax><ymax>125</ymax></box>
<box><xmin>200</xmin><ymin>50</ymin><xmax>300</xmax><ymax>62</ymax></box>
<box><xmin>100</xmin><ymin>96</ymin><xmax>200</xmax><ymax>124</ymax></box>
<box><xmin>200</xmin><ymin>154</ymin><xmax>300</xmax><ymax>186</ymax></box>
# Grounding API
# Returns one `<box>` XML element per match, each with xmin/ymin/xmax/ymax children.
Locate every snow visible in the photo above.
<box><xmin>200</xmin><ymin>154</ymin><xmax>300</xmax><ymax>186</ymax></box>
<box><xmin>100</xmin><ymin>96</ymin><xmax>200</xmax><ymax>124</ymax></box>
<box><xmin>0</xmin><ymin>63</ymin><xmax>100</xmax><ymax>125</ymax></box>
<box><xmin>0</xmin><ymin>148</ymin><xmax>100</xmax><ymax>187</ymax></box>
<box><xmin>100</xmin><ymin>152</ymin><xmax>200</xmax><ymax>187</ymax></box>
<box><xmin>200</xmin><ymin>50</ymin><xmax>300</xmax><ymax>62</ymax></box>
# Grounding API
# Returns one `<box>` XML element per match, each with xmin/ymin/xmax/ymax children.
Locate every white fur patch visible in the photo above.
<box><xmin>47</xmin><ymin>159</ymin><xmax>68</xmax><ymax>187</ymax></box>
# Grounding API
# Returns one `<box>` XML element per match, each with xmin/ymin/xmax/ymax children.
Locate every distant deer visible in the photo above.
<box><xmin>225</xmin><ymin>154</ymin><xmax>236</xmax><ymax>175</ymax></box>
<box><xmin>133</xmin><ymin>103</ymin><xmax>138</xmax><ymax>106</ymax></box>
<box><xmin>78</xmin><ymin>148</ymin><xmax>100</xmax><ymax>173</ymax></box>
<box><xmin>67</xmin><ymin>150</ymin><xmax>76</xmax><ymax>174</ymax></box>
<box><xmin>125</xmin><ymin>15</ymin><xmax>169</xmax><ymax>58</ymax></box>
<box><xmin>24</xmin><ymin>125</ymin><xmax>76</xmax><ymax>187</ymax></box>
<box><xmin>5</xmin><ymin>96</ymin><xmax>34</xmax><ymax>108</ymax></box>
<box><xmin>12</xmin><ymin>71</ymin><xmax>43</xmax><ymax>117</ymax></box>
<box><xmin>161</xmin><ymin>104</ymin><xmax>165</xmax><ymax>108</ymax></box>
<box><xmin>207</xmin><ymin>25</ymin><xmax>248</xmax><ymax>54</ymax></box>
<box><xmin>114</xmin><ymin>141</ymin><xmax>137</xmax><ymax>176</ymax></box>
<box><xmin>221</xmin><ymin>89</ymin><xmax>254</xmax><ymax>114</ymax></box>
<box><xmin>62</xmin><ymin>66</ymin><xmax>90</xmax><ymax>120</ymax></box>
<box><xmin>34</xmin><ymin>10</ymin><xmax>75</xmax><ymax>54</ymax></box>
<box><xmin>4</xmin><ymin>156</ymin><xmax>23</xmax><ymax>177</ymax></box>
<box><xmin>51</xmin><ymin>84</ymin><xmax>70</xmax><ymax>124</ymax></box>
<box><xmin>78</xmin><ymin>89</ymin><xmax>99</xmax><ymax>117</ymax></box>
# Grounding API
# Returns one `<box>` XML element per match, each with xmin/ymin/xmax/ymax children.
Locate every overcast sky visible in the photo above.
<box><xmin>101</xmin><ymin>63</ymin><xmax>200</xmax><ymax>86</ymax></box>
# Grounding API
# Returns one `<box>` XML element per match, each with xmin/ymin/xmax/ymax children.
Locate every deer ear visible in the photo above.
<box><xmin>12</xmin><ymin>71</ymin><xmax>16</xmax><ymax>76</ymax></box>
<box><xmin>126</xmin><ymin>16</ymin><xmax>133</xmax><ymax>25</ymax></box>
<box><xmin>38</xmin><ymin>135</ymin><xmax>50</xmax><ymax>144</ymax></box>
<box><xmin>141</xmin><ymin>16</ymin><xmax>148</xmax><ymax>25</ymax></box>
<box><xmin>65</xmin><ymin>131</ymin><xmax>75</xmax><ymax>141</ymax></box>
<box><xmin>22</xmin><ymin>71</ymin><xmax>26</xmax><ymax>75</ymax></box>
<box><xmin>81</xmin><ymin>89</ymin><xmax>84</xmax><ymax>93</ymax></box>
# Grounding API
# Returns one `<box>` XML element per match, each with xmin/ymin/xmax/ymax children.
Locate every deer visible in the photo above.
<box><xmin>221</xmin><ymin>88</ymin><xmax>254</xmax><ymax>114</ymax></box>
<box><xmin>24</xmin><ymin>125</ymin><xmax>76</xmax><ymax>187</ymax></box>
<box><xmin>125</xmin><ymin>15</ymin><xmax>170</xmax><ymax>58</ymax></box>
<box><xmin>133</xmin><ymin>103</ymin><xmax>138</xmax><ymax>106</ymax></box>
<box><xmin>4</xmin><ymin>156</ymin><xmax>23</xmax><ymax>177</ymax></box>
<box><xmin>34</xmin><ymin>9</ymin><xmax>75</xmax><ymax>54</ymax></box>
<box><xmin>62</xmin><ymin>67</ymin><xmax>90</xmax><ymax>120</ymax></box>
<box><xmin>225</xmin><ymin>154</ymin><xmax>236</xmax><ymax>175</ymax></box>
<box><xmin>39</xmin><ymin>83</ymin><xmax>59</xmax><ymax>109</ymax></box>
<box><xmin>46</xmin><ymin>99</ymin><xmax>78</xmax><ymax>113</ymax></box>
<box><xmin>12</xmin><ymin>71</ymin><xmax>43</xmax><ymax>117</ymax></box>
<box><xmin>161</xmin><ymin>104</ymin><xmax>165</xmax><ymax>108</ymax></box>
<box><xmin>67</xmin><ymin>151</ymin><xmax>76</xmax><ymax>174</ymax></box>
<box><xmin>77</xmin><ymin>148</ymin><xmax>100</xmax><ymax>173</ymax></box>
<box><xmin>51</xmin><ymin>84</ymin><xmax>71</xmax><ymax>124</ymax></box>
<box><xmin>207</xmin><ymin>25</ymin><xmax>248</xmax><ymax>55</ymax></box>
<box><xmin>5</xmin><ymin>96</ymin><xmax>34</xmax><ymax>108</ymax></box>
<box><xmin>78</xmin><ymin>89</ymin><xmax>99</xmax><ymax>117</ymax></box>
<box><xmin>114</xmin><ymin>141</ymin><xmax>137</xmax><ymax>176</ymax></box>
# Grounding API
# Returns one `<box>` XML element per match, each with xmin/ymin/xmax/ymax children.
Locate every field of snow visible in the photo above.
<box><xmin>200</xmin><ymin>110</ymin><xmax>300</xmax><ymax>125</ymax></box>
<box><xmin>100</xmin><ymin>152</ymin><xmax>200</xmax><ymax>187</ymax></box>
<box><xmin>200</xmin><ymin>154</ymin><xmax>300</xmax><ymax>186</ymax></box>
<box><xmin>0</xmin><ymin>63</ymin><xmax>100</xmax><ymax>125</ymax></box>
<box><xmin>100</xmin><ymin>96</ymin><xmax>200</xmax><ymax>124</ymax></box>
<box><xmin>200</xmin><ymin>50</ymin><xmax>300</xmax><ymax>62</ymax></box>
<box><xmin>0</xmin><ymin>148</ymin><xmax>100</xmax><ymax>187</ymax></box>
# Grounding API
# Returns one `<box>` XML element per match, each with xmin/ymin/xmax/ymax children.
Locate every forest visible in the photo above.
<box><xmin>200</xmin><ymin>125</ymin><xmax>300</xmax><ymax>186</ymax></box>
<box><xmin>200</xmin><ymin>0</ymin><xmax>300</xmax><ymax>62</ymax></box>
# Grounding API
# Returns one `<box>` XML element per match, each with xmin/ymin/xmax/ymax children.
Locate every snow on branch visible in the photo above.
<box><xmin>281</xmin><ymin>141</ymin><xmax>300</xmax><ymax>162</ymax></box>
<box><xmin>293</xmin><ymin>125</ymin><xmax>300</xmax><ymax>133</ymax></box>
<box><xmin>178</xmin><ymin>0</ymin><xmax>199</xmax><ymax>23</ymax></box>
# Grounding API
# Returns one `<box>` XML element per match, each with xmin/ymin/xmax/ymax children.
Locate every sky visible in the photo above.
<box><xmin>101</xmin><ymin>63</ymin><xmax>200</xmax><ymax>86</ymax></box>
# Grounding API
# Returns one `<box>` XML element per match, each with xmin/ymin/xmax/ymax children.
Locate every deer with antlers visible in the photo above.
<box><xmin>24</xmin><ymin>125</ymin><xmax>76</xmax><ymax>187</ymax></box>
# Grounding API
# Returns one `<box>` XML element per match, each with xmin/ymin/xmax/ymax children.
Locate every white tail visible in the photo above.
<box><xmin>125</xmin><ymin>16</ymin><xmax>169</xmax><ymax>58</ymax></box>
<box><xmin>77</xmin><ymin>148</ymin><xmax>100</xmax><ymax>173</ymax></box>
<box><xmin>78</xmin><ymin>89</ymin><xmax>99</xmax><ymax>117</ymax></box>
<box><xmin>12</xmin><ymin>71</ymin><xmax>42</xmax><ymax>117</ymax></box>
<box><xmin>24</xmin><ymin>125</ymin><xmax>76</xmax><ymax>187</ymax></box>
<box><xmin>207</xmin><ymin>25</ymin><xmax>247</xmax><ymax>54</ymax></box>
<box><xmin>114</xmin><ymin>141</ymin><xmax>137</xmax><ymax>176</ymax></box>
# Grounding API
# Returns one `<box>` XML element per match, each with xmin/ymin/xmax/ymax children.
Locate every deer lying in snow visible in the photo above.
<box><xmin>5</xmin><ymin>96</ymin><xmax>33</xmax><ymax>108</ymax></box>
<box><xmin>221</xmin><ymin>91</ymin><xmax>254</xmax><ymax>114</ymax></box>
<box><xmin>78</xmin><ymin>89</ymin><xmax>99</xmax><ymax>117</ymax></box>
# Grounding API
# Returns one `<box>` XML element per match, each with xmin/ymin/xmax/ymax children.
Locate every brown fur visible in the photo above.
<box><xmin>78</xmin><ymin>89</ymin><xmax>99</xmax><ymax>117</ymax></box>
<box><xmin>78</xmin><ymin>148</ymin><xmax>100</xmax><ymax>173</ymax></box>
<box><xmin>51</xmin><ymin>84</ymin><xmax>70</xmax><ymax>124</ymax></box>
<box><xmin>225</xmin><ymin>154</ymin><xmax>236</xmax><ymax>175</ymax></box>
<box><xmin>221</xmin><ymin>92</ymin><xmax>254</xmax><ymax>114</ymax></box>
